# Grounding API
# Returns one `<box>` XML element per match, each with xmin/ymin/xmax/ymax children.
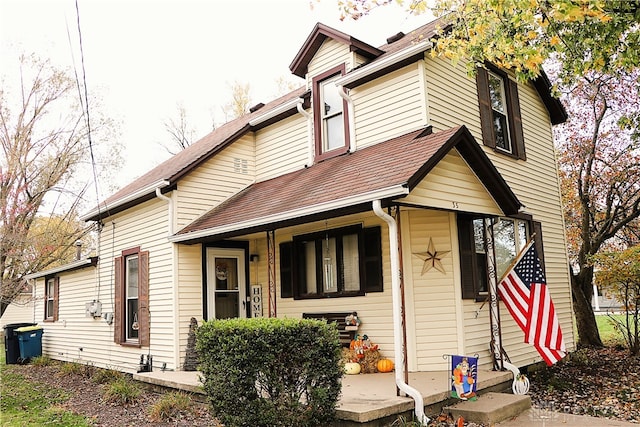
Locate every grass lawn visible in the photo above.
<box><xmin>0</xmin><ymin>313</ymin><xmax>633</xmax><ymax>426</ymax></box>
<box><xmin>595</xmin><ymin>313</ymin><xmax>628</xmax><ymax>345</ymax></box>
<box><xmin>0</xmin><ymin>351</ymin><xmax>91</xmax><ymax>427</ymax></box>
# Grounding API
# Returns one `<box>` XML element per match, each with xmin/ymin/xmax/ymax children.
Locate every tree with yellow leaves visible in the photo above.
<box><xmin>338</xmin><ymin>0</ymin><xmax>639</xmax><ymax>82</ymax></box>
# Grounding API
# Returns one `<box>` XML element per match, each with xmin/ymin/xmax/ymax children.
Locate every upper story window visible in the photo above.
<box><xmin>280</xmin><ymin>225</ymin><xmax>382</xmax><ymax>299</ymax></box>
<box><xmin>458</xmin><ymin>214</ymin><xmax>538</xmax><ymax>300</ymax></box>
<box><xmin>476</xmin><ymin>65</ymin><xmax>526</xmax><ymax>160</ymax></box>
<box><xmin>44</xmin><ymin>277</ymin><xmax>59</xmax><ymax>321</ymax></box>
<box><xmin>313</xmin><ymin>64</ymin><xmax>349</xmax><ymax>162</ymax></box>
<box><xmin>114</xmin><ymin>247</ymin><xmax>149</xmax><ymax>347</ymax></box>
<box><xmin>488</xmin><ymin>71</ymin><xmax>511</xmax><ymax>152</ymax></box>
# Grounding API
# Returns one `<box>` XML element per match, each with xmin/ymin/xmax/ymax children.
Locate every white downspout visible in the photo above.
<box><xmin>297</xmin><ymin>99</ymin><xmax>314</xmax><ymax>167</ymax></box>
<box><xmin>372</xmin><ymin>200</ymin><xmax>429</xmax><ymax>425</ymax></box>
<box><xmin>337</xmin><ymin>84</ymin><xmax>356</xmax><ymax>153</ymax></box>
<box><xmin>155</xmin><ymin>187</ymin><xmax>173</xmax><ymax>236</ymax></box>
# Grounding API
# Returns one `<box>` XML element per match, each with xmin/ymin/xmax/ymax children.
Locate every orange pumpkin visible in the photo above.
<box><xmin>377</xmin><ymin>358</ymin><xmax>394</xmax><ymax>373</ymax></box>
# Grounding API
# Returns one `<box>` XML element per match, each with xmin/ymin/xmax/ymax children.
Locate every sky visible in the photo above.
<box><xmin>1</xmin><ymin>0</ymin><xmax>430</xmax><ymax>193</ymax></box>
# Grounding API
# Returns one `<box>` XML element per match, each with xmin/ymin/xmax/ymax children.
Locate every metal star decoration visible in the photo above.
<box><xmin>413</xmin><ymin>237</ymin><xmax>450</xmax><ymax>275</ymax></box>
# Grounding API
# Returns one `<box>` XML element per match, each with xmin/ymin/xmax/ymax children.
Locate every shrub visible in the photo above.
<box><xmin>92</xmin><ymin>367</ymin><xmax>124</xmax><ymax>384</ymax></box>
<box><xmin>102</xmin><ymin>377</ymin><xmax>141</xmax><ymax>405</ymax></box>
<box><xmin>30</xmin><ymin>356</ymin><xmax>53</xmax><ymax>366</ymax></box>
<box><xmin>148</xmin><ymin>391</ymin><xmax>194</xmax><ymax>422</ymax></box>
<box><xmin>57</xmin><ymin>360</ymin><xmax>95</xmax><ymax>378</ymax></box>
<box><xmin>196</xmin><ymin>317</ymin><xmax>343</xmax><ymax>427</ymax></box>
<box><xmin>57</xmin><ymin>361</ymin><xmax>84</xmax><ymax>376</ymax></box>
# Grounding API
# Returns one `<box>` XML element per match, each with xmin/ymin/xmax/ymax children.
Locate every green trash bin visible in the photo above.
<box><xmin>3</xmin><ymin>322</ymin><xmax>37</xmax><ymax>364</ymax></box>
<box><xmin>15</xmin><ymin>325</ymin><xmax>43</xmax><ymax>363</ymax></box>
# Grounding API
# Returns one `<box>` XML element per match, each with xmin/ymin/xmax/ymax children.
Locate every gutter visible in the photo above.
<box><xmin>80</xmin><ymin>180</ymin><xmax>171</xmax><ymax>222</ymax></box>
<box><xmin>372</xmin><ymin>200</ymin><xmax>429</xmax><ymax>425</ymax></box>
<box><xmin>249</xmin><ymin>98</ymin><xmax>301</xmax><ymax>127</ymax></box>
<box><xmin>334</xmin><ymin>40</ymin><xmax>433</xmax><ymax>88</ymax></box>
<box><xmin>24</xmin><ymin>257</ymin><xmax>98</xmax><ymax>280</ymax></box>
<box><xmin>155</xmin><ymin>187</ymin><xmax>173</xmax><ymax>235</ymax></box>
<box><xmin>169</xmin><ymin>184</ymin><xmax>409</xmax><ymax>243</ymax></box>
<box><xmin>296</xmin><ymin>99</ymin><xmax>314</xmax><ymax>167</ymax></box>
<box><xmin>337</xmin><ymin>84</ymin><xmax>356</xmax><ymax>153</ymax></box>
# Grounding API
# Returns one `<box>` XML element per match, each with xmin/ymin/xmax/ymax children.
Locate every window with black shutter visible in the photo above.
<box><xmin>280</xmin><ymin>225</ymin><xmax>383</xmax><ymax>299</ymax></box>
<box><xmin>476</xmin><ymin>65</ymin><xmax>526</xmax><ymax>160</ymax></box>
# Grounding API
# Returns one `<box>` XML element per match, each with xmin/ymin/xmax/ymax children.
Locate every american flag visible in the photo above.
<box><xmin>497</xmin><ymin>241</ymin><xmax>566</xmax><ymax>365</ymax></box>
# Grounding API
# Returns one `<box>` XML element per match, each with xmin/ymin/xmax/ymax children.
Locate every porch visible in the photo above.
<box><xmin>134</xmin><ymin>368</ymin><xmax>513</xmax><ymax>426</ymax></box>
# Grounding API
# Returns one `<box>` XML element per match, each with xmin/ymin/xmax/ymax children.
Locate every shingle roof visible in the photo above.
<box><xmin>84</xmin><ymin>16</ymin><xmax>560</xmax><ymax>222</ymax></box>
<box><xmin>171</xmin><ymin>125</ymin><xmax>521</xmax><ymax>243</ymax></box>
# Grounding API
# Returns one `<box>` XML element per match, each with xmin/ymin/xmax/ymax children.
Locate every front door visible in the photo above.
<box><xmin>206</xmin><ymin>248</ymin><xmax>247</xmax><ymax>319</ymax></box>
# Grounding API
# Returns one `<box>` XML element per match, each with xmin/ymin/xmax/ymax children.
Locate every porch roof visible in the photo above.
<box><xmin>170</xmin><ymin>125</ymin><xmax>522</xmax><ymax>244</ymax></box>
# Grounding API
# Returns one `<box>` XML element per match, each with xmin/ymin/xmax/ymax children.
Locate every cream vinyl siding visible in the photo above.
<box><xmin>175</xmin><ymin>243</ymin><xmax>203</xmax><ymax>369</ymax></box>
<box><xmin>403</xmin><ymin>209</ymin><xmax>459</xmax><ymax>371</ymax></box>
<box><xmin>33</xmin><ymin>199</ymin><xmax>177</xmax><ymax>372</ymax></box>
<box><xmin>400</xmin><ymin>149</ymin><xmax>503</xmax><ymax>216</ymax></box>
<box><xmin>255</xmin><ymin>115</ymin><xmax>309</xmax><ymax>182</ymax></box>
<box><xmin>307</xmin><ymin>39</ymin><xmax>353</xmax><ymax>85</ymax></box>
<box><xmin>176</xmin><ymin>135</ymin><xmax>255</xmax><ymax>229</ymax></box>
<box><xmin>352</xmin><ymin>63</ymin><xmax>428</xmax><ymax>149</ymax></box>
<box><xmin>425</xmin><ymin>57</ymin><xmax>482</xmax><ymax>138</ymax></box>
<box><xmin>424</xmin><ymin>56</ymin><xmax>575</xmax><ymax>366</ymax></box>
<box><xmin>273</xmin><ymin>212</ymin><xmax>396</xmax><ymax>360</ymax></box>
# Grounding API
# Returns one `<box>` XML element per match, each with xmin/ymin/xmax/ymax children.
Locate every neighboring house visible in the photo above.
<box><xmin>23</xmin><ymin>19</ymin><xmax>574</xmax><ymax>375</ymax></box>
<box><xmin>0</xmin><ymin>288</ymin><xmax>35</xmax><ymax>327</ymax></box>
<box><xmin>592</xmin><ymin>284</ymin><xmax>623</xmax><ymax>313</ymax></box>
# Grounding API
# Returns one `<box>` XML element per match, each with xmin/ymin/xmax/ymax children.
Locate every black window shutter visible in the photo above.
<box><xmin>476</xmin><ymin>67</ymin><xmax>496</xmax><ymax>149</ymax></box>
<box><xmin>363</xmin><ymin>226</ymin><xmax>383</xmax><ymax>293</ymax></box>
<box><xmin>507</xmin><ymin>79</ymin><xmax>526</xmax><ymax>160</ymax></box>
<box><xmin>279</xmin><ymin>241</ymin><xmax>293</xmax><ymax>298</ymax></box>
<box><xmin>532</xmin><ymin>221</ymin><xmax>546</xmax><ymax>275</ymax></box>
<box><xmin>457</xmin><ymin>215</ymin><xmax>476</xmax><ymax>299</ymax></box>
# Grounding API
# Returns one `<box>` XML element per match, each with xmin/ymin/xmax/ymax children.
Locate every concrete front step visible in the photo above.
<box><xmin>444</xmin><ymin>392</ymin><xmax>531</xmax><ymax>425</ymax></box>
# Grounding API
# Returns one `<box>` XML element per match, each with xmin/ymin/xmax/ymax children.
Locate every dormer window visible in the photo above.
<box><xmin>313</xmin><ymin>64</ymin><xmax>349</xmax><ymax>161</ymax></box>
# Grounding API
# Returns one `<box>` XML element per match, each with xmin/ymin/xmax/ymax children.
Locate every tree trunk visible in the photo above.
<box><xmin>571</xmin><ymin>269</ymin><xmax>603</xmax><ymax>348</ymax></box>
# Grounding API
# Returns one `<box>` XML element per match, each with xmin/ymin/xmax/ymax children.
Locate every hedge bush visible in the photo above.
<box><xmin>196</xmin><ymin>317</ymin><xmax>343</xmax><ymax>427</ymax></box>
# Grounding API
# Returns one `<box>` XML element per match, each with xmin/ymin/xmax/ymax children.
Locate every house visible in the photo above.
<box><xmin>21</xmin><ymin>19</ymin><xmax>574</xmax><ymax>383</ymax></box>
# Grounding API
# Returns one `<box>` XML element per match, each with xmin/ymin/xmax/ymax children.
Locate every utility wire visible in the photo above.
<box><xmin>68</xmin><ymin>0</ymin><xmax>105</xmax><ymax>299</ymax></box>
<box><xmin>74</xmin><ymin>0</ymin><xmax>103</xmax><ymax>221</ymax></box>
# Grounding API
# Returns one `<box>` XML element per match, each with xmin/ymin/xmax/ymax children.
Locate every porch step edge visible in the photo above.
<box><xmin>443</xmin><ymin>392</ymin><xmax>532</xmax><ymax>425</ymax></box>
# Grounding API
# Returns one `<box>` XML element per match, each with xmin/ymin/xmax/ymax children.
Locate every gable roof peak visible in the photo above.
<box><xmin>289</xmin><ymin>22</ymin><xmax>384</xmax><ymax>78</ymax></box>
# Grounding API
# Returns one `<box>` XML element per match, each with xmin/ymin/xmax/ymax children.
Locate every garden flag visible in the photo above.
<box><xmin>497</xmin><ymin>240</ymin><xmax>566</xmax><ymax>365</ymax></box>
<box><xmin>451</xmin><ymin>355</ymin><xmax>478</xmax><ymax>400</ymax></box>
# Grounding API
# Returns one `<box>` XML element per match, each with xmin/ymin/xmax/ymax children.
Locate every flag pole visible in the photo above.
<box><xmin>496</xmin><ymin>233</ymin><xmax>536</xmax><ymax>285</ymax></box>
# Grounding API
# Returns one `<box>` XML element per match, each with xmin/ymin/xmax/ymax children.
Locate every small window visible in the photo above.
<box><xmin>125</xmin><ymin>254</ymin><xmax>139</xmax><ymax>341</ymax></box>
<box><xmin>313</xmin><ymin>65</ymin><xmax>349</xmax><ymax>162</ymax></box>
<box><xmin>476</xmin><ymin>65</ymin><xmax>526</xmax><ymax>160</ymax></box>
<box><xmin>280</xmin><ymin>225</ymin><xmax>382</xmax><ymax>299</ymax></box>
<box><xmin>114</xmin><ymin>248</ymin><xmax>149</xmax><ymax>347</ymax></box>
<box><xmin>44</xmin><ymin>277</ymin><xmax>58</xmax><ymax>321</ymax></box>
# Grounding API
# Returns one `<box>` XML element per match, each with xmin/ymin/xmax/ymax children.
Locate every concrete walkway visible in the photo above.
<box><xmin>497</xmin><ymin>408</ymin><xmax>639</xmax><ymax>426</ymax></box>
<box><xmin>134</xmin><ymin>369</ymin><xmax>638</xmax><ymax>426</ymax></box>
<box><xmin>135</xmin><ymin>368</ymin><xmax>513</xmax><ymax>423</ymax></box>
